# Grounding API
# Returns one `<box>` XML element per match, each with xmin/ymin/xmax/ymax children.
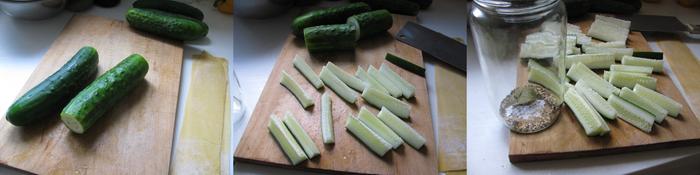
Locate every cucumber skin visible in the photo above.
<box><xmin>386</xmin><ymin>53</ymin><xmax>425</xmax><ymax>76</ymax></box>
<box><xmin>353</xmin><ymin>0</ymin><xmax>420</xmax><ymax>16</ymax></box>
<box><xmin>6</xmin><ymin>47</ymin><xmax>99</xmax><ymax>126</ymax></box>
<box><xmin>347</xmin><ymin>10</ymin><xmax>393</xmax><ymax>38</ymax></box>
<box><xmin>291</xmin><ymin>2</ymin><xmax>371</xmax><ymax>37</ymax></box>
<box><xmin>126</xmin><ymin>8</ymin><xmax>209</xmax><ymax>41</ymax></box>
<box><xmin>304</xmin><ymin>24</ymin><xmax>358</xmax><ymax>53</ymax></box>
<box><xmin>133</xmin><ymin>0</ymin><xmax>204</xmax><ymax>21</ymax></box>
<box><xmin>61</xmin><ymin>54</ymin><xmax>149</xmax><ymax>134</ymax></box>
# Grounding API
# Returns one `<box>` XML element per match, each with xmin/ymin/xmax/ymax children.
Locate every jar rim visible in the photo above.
<box><xmin>473</xmin><ymin>0</ymin><xmax>559</xmax><ymax>16</ymax></box>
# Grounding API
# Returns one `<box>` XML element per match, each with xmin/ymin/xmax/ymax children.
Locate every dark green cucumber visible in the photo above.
<box><xmin>126</xmin><ymin>8</ymin><xmax>209</xmax><ymax>41</ymax></box>
<box><xmin>304</xmin><ymin>24</ymin><xmax>358</xmax><ymax>53</ymax></box>
<box><xmin>386</xmin><ymin>53</ymin><xmax>425</xmax><ymax>76</ymax></box>
<box><xmin>353</xmin><ymin>0</ymin><xmax>420</xmax><ymax>16</ymax></box>
<box><xmin>633</xmin><ymin>52</ymin><xmax>664</xmax><ymax>60</ymax></box>
<box><xmin>133</xmin><ymin>0</ymin><xmax>204</xmax><ymax>21</ymax></box>
<box><xmin>347</xmin><ymin>9</ymin><xmax>393</xmax><ymax>38</ymax></box>
<box><xmin>5</xmin><ymin>47</ymin><xmax>98</xmax><ymax>126</ymax></box>
<box><xmin>61</xmin><ymin>54</ymin><xmax>149</xmax><ymax>134</ymax></box>
<box><xmin>291</xmin><ymin>2</ymin><xmax>371</xmax><ymax>37</ymax></box>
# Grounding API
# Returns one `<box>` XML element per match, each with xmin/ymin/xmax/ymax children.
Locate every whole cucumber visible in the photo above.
<box><xmin>291</xmin><ymin>2</ymin><xmax>371</xmax><ymax>38</ymax></box>
<box><xmin>61</xmin><ymin>54</ymin><xmax>149</xmax><ymax>134</ymax></box>
<box><xmin>5</xmin><ymin>47</ymin><xmax>98</xmax><ymax>126</ymax></box>
<box><xmin>347</xmin><ymin>10</ymin><xmax>393</xmax><ymax>38</ymax></box>
<box><xmin>304</xmin><ymin>24</ymin><xmax>358</xmax><ymax>53</ymax></box>
<box><xmin>126</xmin><ymin>8</ymin><xmax>209</xmax><ymax>41</ymax></box>
<box><xmin>133</xmin><ymin>0</ymin><xmax>204</xmax><ymax>21</ymax></box>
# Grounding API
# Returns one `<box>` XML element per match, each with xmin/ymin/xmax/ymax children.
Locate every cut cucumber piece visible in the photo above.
<box><xmin>368</xmin><ymin>66</ymin><xmax>402</xmax><ymax>98</ymax></box>
<box><xmin>355</xmin><ymin>66</ymin><xmax>389</xmax><ymax>95</ymax></box>
<box><xmin>362</xmin><ymin>87</ymin><xmax>411</xmax><ymax>119</ymax></box>
<box><xmin>565</xmin><ymin>53</ymin><xmax>615</xmax><ymax>69</ymax></box>
<box><xmin>292</xmin><ymin>55</ymin><xmax>324</xmax><ymax>89</ymax></box>
<box><xmin>587</xmin><ymin>19</ymin><xmax>629</xmax><ymax>42</ymax></box>
<box><xmin>608</xmin><ymin>95</ymin><xmax>654</xmax><ymax>133</ymax></box>
<box><xmin>380</xmin><ymin>63</ymin><xmax>415</xmax><ymax>99</ymax></box>
<box><xmin>575</xmin><ymin>81</ymin><xmax>617</xmax><ymax>120</ymax></box>
<box><xmin>567</xmin><ymin>63</ymin><xmax>620</xmax><ymax>98</ymax></box>
<box><xmin>321</xmin><ymin>92</ymin><xmax>334</xmax><ymax>144</ymax></box>
<box><xmin>326</xmin><ymin>62</ymin><xmax>365</xmax><ymax>92</ymax></box>
<box><xmin>385</xmin><ymin>53</ymin><xmax>425</xmax><ymax>77</ymax></box>
<box><xmin>610</xmin><ymin>64</ymin><xmax>653</xmax><ymax>75</ymax></box>
<box><xmin>582</xmin><ymin>46</ymin><xmax>633</xmax><ymax>61</ymax></box>
<box><xmin>633</xmin><ymin>52</ymin><xmax>663</xmax><ymax>60</ymax></box>
<box><xmin>320</xmin><ymin>66</ymin><xmax>358</xmax><ymax>103</ymax></box>
<box><xmin>619</xmin><ymin>87</ymin><xmax>668</xmax><ymax>123</ymax></box>
<box><xmin>621</xmin><ymin>55</ymin><xmax>664</xmax><ymax>73</ymax></box>
<box><xmin>633</xmin><ymin>84</ymin><xmax>682</xmax><ymax>117</ymax></box>
<box><xmin>591</xmin><ymin>41</ymin><xmax>626</xmax><ymax>48</ymax></box>
<box><xmin>595</xmin><ymin>15</ymin><xmax>631</xmax><ymax>29</ymax></box>
<box><xmin>358</xmin><ymin>107</ymin><xmax>403</xmax><ymax>149</ymax></box>
<box><xmin>564</xmin><ymin>88</ymin><xmax>609</xmax><ymax>136</ymax></box>
<box><xmin>608</xmin><ymin>71</ymin><xmax>657</xmax><ymax>90</ymax></box>
<box><xmin>268</xmin><ymin>115</ymin><xmax>308</xmax><ymax>165</ymax></box>
<box><xmin>345</xmin><ymin>115</ymin><xmax>393</xmax><ymax>156</ymax></box>
<box><xmin>528</xmin><ymin>62</ymin><xmax>564</xmax><ymax>97</ymax></box>
<box><xmin>603</xmin><ymin>71</ymin><xmax>647</xmax><ymax>81</ymax></box>
<box><xmin>283</xmin><ymin>113</ymin><xmax>320</xmax><ymax>159</ymax></box>
<box><xmin>280</xmin><ymin>71</ymin><xmax>315</xmax><ymax>108</ymax></box>
<box><xmin>377</xmin><ymin>107</ymin><xmax>426</xmax><ymax>149</ymax></box>
<box><xmin>519</xmin><ymin>42</ymin><xmax>559</xmax><ymax>59</ymax></box>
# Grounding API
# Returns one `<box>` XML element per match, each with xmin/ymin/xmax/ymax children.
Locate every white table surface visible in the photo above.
<box><xmin>0</xmin><ymin>0</ymin><xmax>233</xmax><ymax>174</ymax></box>
<box><xmin>231</xmin><ymin>1</ymin><xmax>467</xmax><ymax>174</ymax></box>
<box><xmin>467</xmin><ymin>1</ymin><xmax>700</xmax><ymax>175</ymax></box>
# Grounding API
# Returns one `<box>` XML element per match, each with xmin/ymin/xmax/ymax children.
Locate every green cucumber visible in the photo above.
<box><xmin>608</xmin><ymin>94</ymin><xmax>654</xmax><ymax>133</ymax></box>
<box><xmin>582</xmin><ymin>46</ymin><xmax>633</xmax><ymax>61</ymax></box>
<box><xmin>280</xmin><ymin>71</ymin><xmax>315</xmax><ymax>108</ymax></box>
<box><xmin>591</xmin><ymin>41</ymin><xmax>626</xmax><ymax>48</ymax></box>
<box><xmin>603</xmin><ymin>71</ymin><xmax>647</xmax><ymax>81</ymax></box>
<box><xmin>326</xmin><ymin>62</ymin><xmax>365</xmax><ymax>92</ymax></box>
<box><xmin>291</xmin><ymin>2</ymin><xmax>371</xmax><ymax>37</ymax></box>
<box><xmin>610</xmin><ymin>64</ymin><xmax>653</xmax><ymax>75</ymax></box>
<box><xmin>293</xmin><ymin>55</ymin><xmax>324</xmax><ymax>89</ymax></box>
<box><xmin>358</xmin><ymin>107</ymin><xmax>403</xmax><ymax>149</ymax></box>
<box><xmin>6</xmin><ymin>46</ymin><xmax>98</xmax><ymax>126</ymax></box>
<box><xmin>320</xmin><ymin>66</ymin><xmax>358</xmax><ymax>103</ymax></box>
<box><xmin>633</xmin><ymin>84</ymin><xmax>682</xmax><ymax>117</ymax></box>
<box><xmin>362</xmin><ymin>87</ymin><xmax>411</xmax><ymax>119</ymax></box>
<box><xmin>61</xmin><ymin>54</ymin><xmax>149</xmax><ymax>134</ymax></box>
<box><xmin>564</xmin><ymin>88</ymin><xmax>609</xmax><ymax>136</ymax></box>
<box><xmin>608</xmin><ymin>71</ymin><xmax>657</xmax><ymax>90</ymax></box>
<box><xmin>354</xmin><ymin>0</ymin><xmax>420</xmax><ymax>16</ymax></box>
<box><xmin>565</xmin><ymin>53</ymin><xmax>615</xmax><ymax>69</ymax></box>
<box><xmin>619</xmin><ymin>87</ymin><xmax>668</xmax><ymax>123</ymax></box>
<box><xmin>126</xmin><ymin>8</ymin><xmax>208</xmax><ymax>41</ymax></box>
<box><xmin>385</xmin><ymin>53</ymin><xmax>425</xmax><ymax>76</ymax></box>
<box><xmin>587</xmin><ymin>19</ymin><xmax>629</xmax><ymax>42</ymax></box>
<box><xmin>519</xmin><ymin>43</ymin><xmax>559</xmax><ymax>59</ymax></box>
<box><xmin>345</xmin><ymin>115</ymin><xmax>393</xmax><ymax>156</ymax></box>
<box><xmin>528</xmin><ymin>62</ymin><xmax>564</xmax><ymax>97</ymax></box>
<box><xmin>379</xmin><ymin>63</ymin><xmax>415</xmax><ymax>99</ymax></box>
<box><xmin>132</xmin><ymin>0</ymin><xmax>204</xmax><ymax>21</ymax></box>
<box><xmin>347</xmin><ymin>10</ymin><xmax>393</xmax><ymax>38</ymax></box>
<box><xmin>567</xmin><ymin>63</ymin><xmax>620</xmax><ymax>98</ymax></box>
<box><xmin>303</xmin><ymin>24</ymin><xmax>358</xmax><ymax>53</ymax></box>
<box><xmin>321</xmin><ymin>92</ymin><xmax>334</xmax><ymax>144</ymax></box>
<box><xmin>575</xmin><ymin>81</ymin><xmax>617</xmax><ymax>120</ymax></box>
<box><xmin>283</xmin><ymin>113</ymin><xmax>320</xmax><ymax>159</ymax></box>
<box><xmin>621</xmin><ymin>55</ymin><xmax>664</xmax><ymax>73</ymax></box>
<box><xmin>368</xmin><ymin>66</ymin><xmax>402</xmax><ymax>98</ymax></box>
<box><xmin>268</xmin><ymin>115</ymin><xmax>308</xmax><ymax>165</ymax></box>
<box><xmin>356</xmin><ymin>66</ymin><xmax>389</xmax><ymax>94</ymax></box>
<box><xmin>377</xmin><ymin>107</ymin><xmax>425</xmax><ymax>149</ymax></box>
<box><xmin>633</xmin><ymin>52</ymin><xmax>663</xmax><ymax>59</ymax></box>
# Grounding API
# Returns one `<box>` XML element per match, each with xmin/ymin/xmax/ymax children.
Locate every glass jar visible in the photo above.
<box><xmin>469</xmin><ymin>0</ymin><xmax>567</xmax><ymax>133</ymax></box>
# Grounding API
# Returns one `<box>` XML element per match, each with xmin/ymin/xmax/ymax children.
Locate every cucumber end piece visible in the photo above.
<box><xmin>61</xmin><ymin>114</ymin><xmax>85</xmax><ymax>134</ymax></box>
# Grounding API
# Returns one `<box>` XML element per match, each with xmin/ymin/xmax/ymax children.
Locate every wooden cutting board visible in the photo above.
<box><xmin>234</xmin><ymin>15</ymin><xmax>438</xmax><ymax>174</ymax></box>
<box><xmin>0</xmin><ymin>15</ymin><xmax>183</xmax><ymax>174</ymax></box>
<box><xmin>509</xmin><ymin>15</ymin><xmax>700</xmax><ymax>162</ymax></box>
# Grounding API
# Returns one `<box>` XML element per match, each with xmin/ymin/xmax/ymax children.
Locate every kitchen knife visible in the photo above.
<box><xmin>396</xmin><ymin>21</ymin><xmax>466</xmax><ymax>72</ymax></box>
<box><xmin>622</xmin><ymin>15</ymin><xmax>699</xmax><ymax>34</ymax></box>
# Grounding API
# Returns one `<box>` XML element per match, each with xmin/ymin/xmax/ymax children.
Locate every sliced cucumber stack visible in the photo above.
<box><xmin>283</xmin><ymin>113</ymin><xmax>320</xmax><ymax>159</ymax></box>
<box><xmin>320</xmin><ymin>66</ymin><xmax>358</xmax><ymax>103</ymax></box>
<box><xmin>621</xmin><ymin>55</ymin><xmax>664</xmax><ymax>73</ymax></box>
<box><xmin>377</xmin><ymin>107</ymin><xmax>425</xmax><ymax>149</ymax></box>
<box><xmin>268</xmin><ymin>115</ymin><xmax>308</xmax><ymax>165</ymax></box>
<box><xmin>379</xmin><ymin>63</ymin><xmax>415</xmax><ymax>99</ymax></box>
<box><xmin>362</xmin><ymin>87</ymin><xmax>411</xmax><ymax>119</ymax></box>
<box><xmin>368</xmin><ymin>66</ymin><xmax>402</xmax><ymax>98</ymax></box>
<box><xmin>565</xmin><ymin>53</ymin><xmax>615</xmax><ymax>69</ymax></box>
<box><xmin>564</xmin><ymin>88</ymin><xmax>610</xmax><ymax>136</ymax></box>
<box><xmin>575</xmin><ymin>81</ymin><xmax>617</xmax><ymax>120</ymax></box>
<box><xmin>355</xmin><ymin>66</ymin><xmax>389</xmax><ymax>95</ymax></box>
<box><xmin>608</xmin><ymin>95</ymin><xmax>654</xmax><ymax>133</ymax></box>
<box><xmin>582</xmin><ymin>46</ymin><xmax>633</xmax><ymax>61</ymax></box>
<box><xmin>280</xmin><ymin>71</ymin><xmax>314</xmax><ymax>108</ymax></box>
<box><xmin>528</xmin><ymin>61</ymin><xmax>563</xmax><ymax>96</ymax></box>
<box><xmin>610</xmin><ymin>64</ymin><xmax>653</xmax><ymax>75</ymax></box>
<box><xmin>633</xmin><ymin>84</ymin><xmax>682</xmax><ymax>117</ymax></box>
<box><xmin>619</xmin><ymin>87</ymin><xmax>668</xmax><ymax>123</ymax></box>
<box><xmin>358</xmin><ymin>107</ymin><xmax>403</xmax><ymax>149</ymax></box>
<box><xmin>567</xmin><ymin>63</ymin><xmax>620</xmax><ymax>98</ymax></box>
<box><xmin>608</xmin><ymin>71</ymin><xmax>657</xmax><ymax>90</ymax></box>
<box><xmin>326</xmin><ymin>62</ymin><xmax>365</xmax><ymax>92</ymax></box>
<box><xmin>345</xmin><ymin>115</ymin><xmax>393</xmax><ymax>156</ymax></box>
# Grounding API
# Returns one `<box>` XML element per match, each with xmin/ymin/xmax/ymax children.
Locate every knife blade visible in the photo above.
<box><xmin>622</xmin><ymin>15</ymin><xmax>699</xmax><ymax>34</ymax></box>
<box><xmin>397</xmin><ymin>22</ymin><xmax>466</xmax><ymax>72</ymax></box>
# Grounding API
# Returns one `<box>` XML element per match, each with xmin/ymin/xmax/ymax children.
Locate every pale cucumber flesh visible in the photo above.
<box><xmin>610</xmin><ymin>64</ymin><xmax>653</xmax><ymax>75</ymax></box>
<box><xmin>527</xmin><ymin>60</ymin><xmax>564</xmax><ymax>96</ymax></box>
<box><xmin>377</xmin><ymin>107</ymin><xmax>426</xmax><ymax>149</ymax></box>
<box><xmin>567</xmin><ymin>63</ymin><xmax>620</xmax><ymax>98</ymax></box>
<box><xmin>358</xmin><ymin>107</ymin><xmax>403</xmax><ymax>149</ymax></box>
<box><xmin>268</xmin><ymin>115</ymin><xmax>308</xmax><ymax>165</ymax></box>
<box><xmin>582</xmin><ymin>46</ymin><xmax>633</xmax><ymax>61</ymax></box>
<box><xmin>345</xmin><ymin>115</ymin><xmax>393</xmax><ymax>156</ymax></box>
<box><xmin>575</xmin><ymin>81</ymin><xmax>617</xmax><ymax>120</ymax></box>
<box><xmin>326</xmin><ymin>62</ymin><xmax>365</xmax><ymax>92</ymax></box>
<box><xmin>320</xmin><ymin>66</ymin><xmax>358</xmax><ymax>103</ymax></box>
<box><xmin>608</xmin><ymin>71</ymin><xmax>657</xmax><ymax>90</ymax></box>
<box><xmin>608</xmin><ymin>95</ymin><xmax>654</xmax><ymax>133</ymax></box>
<box><xmin>565</xmin><ymin>53</ymin><xmax>615</xmax><ymax>69</ymax></box>
<box><xmin>587</xmin><ymin>20</ymin><xmax>629</xmax><ymax>42</ymax></box>
<box><xmin>621</xmin><ymin>55</ymin><xmax>664</xmax><ymax>73</ymax></box>
<box><xmin>280</xmin><ymin>71</ymin><xmax>315</xmax><ymax>108</ymax></box>
<box><xmin>380</xmin><ymin>63</ymin><xmax>415</xmax><ymax>99</ymax></box>
<box><xmin>619</xmin><ymin>87</ymin><xmax>667</xmax><ymax>123</ymax></box>
<box><xmin>362</xmin><ymin>87</ymin><xmax>411</xmax><ymax>119</ymax></box>
<box><xmin>564</xmin><ymin>88</ymin><xmax>608</xmax><ymax>136</ymax></box>
<box><xmin>368</xmin><ymin>66</ymin><xmax>403</xmax><ymax>98</ymax></box>
<box><xmin>292</xmin><ymin>55</ymin><xmax>324</xmax><ymax>89</ymax></box>
<box><xmin>355</xmin><ymin>66</ymin><xmax>389</xmax><ymax>95</ymax></box>
<box><xmin>321</xmin><ymin>92</ymin><xmax>334</xmax><ymax>144</ymax></box>
<box><xmin>283</xmin><ymin>113</ymin><xmax>320</xmax><ymax>159</ymax></box>
<box><xmin>633</xmin><ymin>84</ymin><xmax>682</xmax><ymax>117</ymax></box>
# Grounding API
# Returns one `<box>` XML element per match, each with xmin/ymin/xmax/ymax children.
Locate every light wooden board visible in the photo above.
<box><xmin>234</xmin><ymin>15</ymin><xmax>438</xmax><ymax>174</ymax></box>
<box><xmin>508</xmin><ymin>14</ymin><xmax>700</xmax><ymax>162</ymax></box>
<box><xmin>656</xmin><ymin>35</ymin><xmax>700</xmax><ymax>120</ymax></box>
<box><xmin>0</xmin><ymin>15</ymin><xmax>183</xmax><ymax>174</ymax></box>
<box><xmin>435</xmin><ymin>63</ymin><xmax>466</xmax><ymax>172</ymax></box>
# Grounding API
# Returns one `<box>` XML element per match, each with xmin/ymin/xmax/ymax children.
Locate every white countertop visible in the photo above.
<box><xmin>467</xmin><ymin>1</ymin><xmax>700</xmax><ymax>174</ymax></box>
<box><xmin>231</xmin><ymin>1</ymin><xmax>467</xmax><ymax>174</ymax></box>
<box><xmin>0</xmin><ymin>0</ymin><xmax>233</xmax><ymax>174</ymax></box>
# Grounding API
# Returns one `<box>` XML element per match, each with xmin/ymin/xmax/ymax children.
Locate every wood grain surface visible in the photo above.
<box><xmin>509</xmin><ymin>15</ymin><xmax>700</xmax><ymax>162</ymax></box>
<box><xmin>435</xmin><ymin>63</ymin><xmax>466</xmax><ymax>172</ymax></box>
<box><xmin>657</xmin><ymin>35</ymin><xmax>700</xmax><ymax>120</ymax></box>
<box><xmin>0</xmin><ymin>15</ymin><xmax>183</xmax><ymax>174</ymax></box>
<box><xmin>234</xmin><ymin>15</ymin><xmax>438</xmax><ymax>174</ymax></box>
